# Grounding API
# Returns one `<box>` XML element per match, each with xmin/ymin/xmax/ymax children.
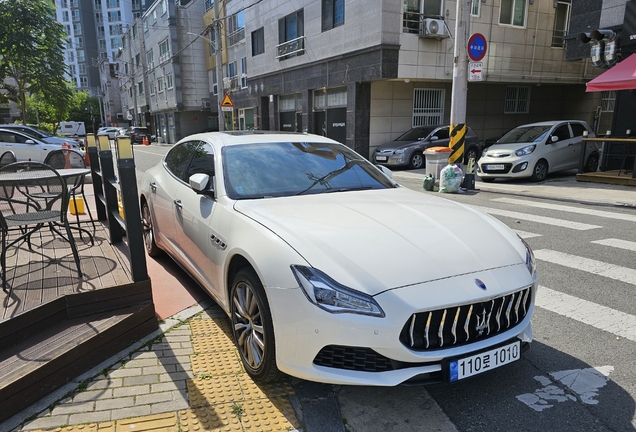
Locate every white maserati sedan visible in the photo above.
<box><xmin>139</xmin><ymin>131</ymin><xmax>537</xmax><ymax>386</ymax></box>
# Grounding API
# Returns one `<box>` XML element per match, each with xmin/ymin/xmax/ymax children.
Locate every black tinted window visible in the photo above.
<box><xmin>552</xmin><ymin>124</ymin><xmax>571</xmax><ymax>141</ymax></box>
<box><xmin>164</xmin><ymin>141</ymin><xmax>200</xmax><ymax>181</ymax></box>
<box><xmin>396</xmin><ymin>127</ymin><xmax>434</xmax><ymax>141</ymax></box>
<box><xmin>570</xmin><ymin>123</ymin><xmax>586</xmax><ymax>137</ymax></box>
<box><xmin>184</xmin><ymin>142</ymin><xmax>215</xmax><ymax>181</ymax></box>
<box><xmin>434</xmin><ymin>128</ymin><xmax>449</xmax><ymax>139</ymax></box>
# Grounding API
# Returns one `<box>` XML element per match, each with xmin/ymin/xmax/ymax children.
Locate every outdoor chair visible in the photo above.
<box><xmin>0</xmin><ymin>151</ymin><xmax>16</xmax><ymax>167</ymax></box>
<box><xmin>0</xmin><ymin>161</ymin><xmax>82</xmax><ymax>297</ymax></box>
<box><xmin>44</xmin><ymin>149</ymin><xmax>96</xmax><ymax>232</ymax></box>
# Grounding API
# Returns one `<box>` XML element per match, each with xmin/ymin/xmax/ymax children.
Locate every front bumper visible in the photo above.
<box><xmin>477</xmin><ymin>155</ymin><xmax>535</xmax><ymax>179</ymax></box>
<box><xmin>267</xmin><ymin>264</ymin><xmax>536</xmax><ymax>386</ymax></box>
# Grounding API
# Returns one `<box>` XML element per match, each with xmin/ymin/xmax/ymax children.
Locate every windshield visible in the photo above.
<box><xmin>497</xmin><ymin>126</ymin><xmax>551</xmax><ymax>144</ymax></box>
<box><xmin>395</xmin><ymin>127</ymin><xmax>435</xmax><ymax>141</ymax></box>
<box><xmin>223</xmin><ymin>142</ymin><xmax>395</xmax><ymax>199</ymax></box>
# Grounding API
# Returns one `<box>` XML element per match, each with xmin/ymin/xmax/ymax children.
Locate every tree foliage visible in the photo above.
<box><xmin>0</xmin><ymin>0</ymin><xmax>71</xmax><ymax>124</ymax></box>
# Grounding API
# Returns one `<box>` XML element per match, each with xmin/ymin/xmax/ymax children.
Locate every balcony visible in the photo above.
<box><xmin>227</xmin><ymin>27</ymin><xmax>245</xmax><ymax>47</ymax></box>
<box><xmin>276</xmin><ymin>36</ymin><xmax>305</xmax><ymax>60</ymax></box>
<box><xmin>223</xmin><ymin>76</ymin><xmax>239</xmax><ymax>90</ymax></box>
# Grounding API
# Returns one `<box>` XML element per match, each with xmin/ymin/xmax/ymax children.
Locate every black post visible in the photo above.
<box><xmin>99</xmin><ymin>149</ymin><xmax>123</xmax><ymax>244</ymax></box>
<box><xmin>88</xmin><ymin>142</ymin><xmax>107</xmax><ymax>221</ymax></box>
<box><xmin>117</xmin><ymin>157</ymin><xmax>148</xmax><ymax>282</ymax></box>
<box><xmin>578</xmin><ymin>139</ymin><xmax>588</xmax><ymax>174</ymax></box>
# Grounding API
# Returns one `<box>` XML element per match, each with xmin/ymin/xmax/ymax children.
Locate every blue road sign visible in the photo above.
<box><xmin>468</xmin><ymin>33</ymin><xmax>487</xmax><ymax>62</ymax></box>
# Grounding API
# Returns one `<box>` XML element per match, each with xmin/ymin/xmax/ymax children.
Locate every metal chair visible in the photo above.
<box><xmin>0</xmin><ymin>162</ymin><xmax>82</xmax><ymax>297</ymax></box>
<box><xmin>44</xmin><ymin>149</ymin><xmax>96</xmax><ymax>231</ymax></box>
<box><xmin>0</xmin><ymin>151</ymin><xmax>16</xmax><ymax>167</ymax></box>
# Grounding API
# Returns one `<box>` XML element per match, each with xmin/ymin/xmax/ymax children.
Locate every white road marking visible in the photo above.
<box><xmin>536</xmin><ymin>286</ymin><xmax>636</xmax><ymax>342</ymax></box>
<box><xmin>516</xmin><ymin>367</ymin><xmax>613</xmax><ymax>411</ymax></box>
<box><xmin>534</xmin><ymin>250</ymin><xmax>636</xmax><ymax>286</ymax></box>
<box><xmin>469</xmin><ymin>205</ymin><xmax>602</xmax><ymax>230</ymax></box>
<box><xmin>492</xmin><ymin>197</ymin><xmax>636</xmax><ymax>222</ymax></box>
<box><xmin>591</xmin><ymin>238</ymin><xmax>636</xmax><ymax>252</ymax></box>
<box><xmin>513</xmin><ymin>229</ymin><xmax>542</xmax><ymax>239</ymax></box>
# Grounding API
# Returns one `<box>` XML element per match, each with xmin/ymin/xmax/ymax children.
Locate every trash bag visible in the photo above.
<box><xmin>422</xmin><ymin>174</ymin><xmax>435</xmax><ymax>191</ymax></box>
<box><xmin>439</xmin><ymin>163</ymin><xmax>463</xmax><ymax>193</ymax></box>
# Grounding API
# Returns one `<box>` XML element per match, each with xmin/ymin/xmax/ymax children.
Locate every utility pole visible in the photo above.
<box><xmin>448</xmin><ymin>0</ymin><xmax>471</xmax><ymax>165</ymax></box>
<box><xmin>214</xmin><ymin>0</ymin><xmax>225</xmax><ymax>131</ymax></box>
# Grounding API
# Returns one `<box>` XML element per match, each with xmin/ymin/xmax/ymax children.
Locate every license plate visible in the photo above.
<box><xmin>486</xmin><ymin>164</ymin><xmax>505</xmax><ymax>170</ymax></box>
<box><xmin>376</xmin><ymin>156</ymin><xmax>387</xmax><ymax>162</ymax></box>
<box><xmin>449</xmin><ymin>340</ymin><xmax>520</xmax><ymax>382</ymax></box>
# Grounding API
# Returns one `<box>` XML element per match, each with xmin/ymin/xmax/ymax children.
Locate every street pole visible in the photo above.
<box><xmin>448</xmin><ymin>0</ymin><xmax>471</xmax><ymax>165</ymax></box>
<box><xmin>213</xmin><ymin>0</ymin><xmax>225</xmax><ymax>131</ymax></box>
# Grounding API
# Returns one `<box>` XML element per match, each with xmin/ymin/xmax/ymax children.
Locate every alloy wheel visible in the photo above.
<box><xmin>141</xmin><ymin>202</ymin><xmax>161</xmax><ymax>256</ymax></box>
<box><xmin>232</xmin><ymin>281</ymin><xmax>265</xmax><ymax>370</ymax></box>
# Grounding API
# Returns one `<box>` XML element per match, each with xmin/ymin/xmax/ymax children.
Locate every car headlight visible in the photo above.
<box><xmin>394</xmin><ymin>148</ymin><xmax>406</xmax><ymax>154</ymax></box>
<box><xmin>519</xmin><ymin>237</ymin><xmax>536</xmax><ymax>276</ymax></box>
<box><xmin>515</xmin><ymin>145</ymin><xmax>536</xmax><ymax>156</ymax></box>
<box><xmin>291</xmin><ymin>265</ymin><xmax>385</xmax><ymax>317</ymax></box>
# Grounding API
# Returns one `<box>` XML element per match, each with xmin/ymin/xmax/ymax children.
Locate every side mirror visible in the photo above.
<box><xmin>189</xmin><ymin>173</ymin><xmax>214</xmax><ymax>196</ymax></box>
<box><xmin>25</xmin><ymin>139</ymin><xmax>36</xmax><ymax>145</ymax></box>
<box><xmin>375</xmin><ymin>164</ymin><xmax>393</xmax><ymax>179</ymax></box>
<box><xmin>429</xmin><ymin>135</ymin><xmax>439</xmax><ymax>141</ymax></box>
<box><xmin>550</xmin><ymin>136</ymin><xmax>559</xmax><ymax>143</ymax></box>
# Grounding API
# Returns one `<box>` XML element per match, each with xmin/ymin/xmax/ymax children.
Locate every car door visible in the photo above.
<box><xmin>428</xmin><ymin>127</ymin><xmax>450</xmax><ymax>149</ymax></box>
<box><xmin>545</xmin><ymin>123</ymin><xmax>572</xmax><ymax>171</ymax></box>
<box><xmin>173</xmin><ymin>141</ymin><xmax>222</xmax><ymax>296</ymax></box>
<box><xmin>149</xmin><ymin>142</ymin><xmax>198</xmax><ymax>254</ymax></box>
<box><xmin>568</xmin><ymin>122</ymin><xmax>588</xmax><ymax>169</ymax></box>
<box><xmin>2</xmin><ymin>132</ymin><xmax>46</xmax><ymax>162</ymax></box>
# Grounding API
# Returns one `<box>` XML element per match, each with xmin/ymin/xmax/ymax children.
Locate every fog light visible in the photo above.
<box><xmin>512</xmin><ymin>162</ymin><xmax>528</xmax><ymax>173</ymax></box>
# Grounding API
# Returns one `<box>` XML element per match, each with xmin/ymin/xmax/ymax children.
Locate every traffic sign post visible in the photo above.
<box><xmin>467</xmin><ymin>33</ymin><xmax>487</xmax><ymax>62</ymax></box>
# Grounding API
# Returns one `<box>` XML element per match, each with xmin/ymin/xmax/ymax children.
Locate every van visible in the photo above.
<box><xmin>57</xmin><ymin>121</ymin><xmax>86</xmax><ymax>137</ymax></box>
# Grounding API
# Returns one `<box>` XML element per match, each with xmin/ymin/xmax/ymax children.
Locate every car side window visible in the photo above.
<box><xmin>570</xmin><ymin>123</ymin><xmax>586</xmax><ymax>138</ymax></box>
<box><xmin>552</xmin><ymin>125</ymin><xmax>571</xmax><ymax>142</ymax></box>
<box><xmin>184</xmin><ymin>142</ymin><xmax>214</xmax><ymax>182</ymax></box>
<box><xmin>164</xmin><ymin>141</ymin><xmax>200</xmax><ymax>182</ymax></box>
<box><xmin>434</xmin><ymin>128</ymin><xmax>449</xmax><ymax>139</ymax></box>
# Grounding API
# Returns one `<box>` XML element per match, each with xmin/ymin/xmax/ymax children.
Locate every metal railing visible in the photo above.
<box><xmin>276</xmin><ymin>36</ymin><xmax>306</xmax><ymax>59</ymax></box>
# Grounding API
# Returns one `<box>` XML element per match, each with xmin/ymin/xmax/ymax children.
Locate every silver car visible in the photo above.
<box><xmin>0</xmin><ymin>128</ymin><xmax>82</xmax><ymax>162</ymax></box>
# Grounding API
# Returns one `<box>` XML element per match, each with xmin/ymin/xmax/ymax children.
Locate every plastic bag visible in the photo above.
<box><xmin>439</xmin><ymin>163</ymin><xmax>463</xmax><ymax>193</ymax></box>
<box><xmin>422</xmin><ymin>174</ymin><xmax>435</xmax><ymax>191</ymax></box>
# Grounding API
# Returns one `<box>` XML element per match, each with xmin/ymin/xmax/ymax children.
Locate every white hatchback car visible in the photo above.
<box><xmin>477</xmin><ymin>120</ymin><xmax>599</xmax><ymax>182</ymax></box>
<box><xmin>0</xmin><ymin>128</ymin><xmax>83</xmax><ymax>162</ymax></box>
<box><xmin>140</xmin><ymin>131</ymin><xmax>537</xmax><ymax>386</ymax></box>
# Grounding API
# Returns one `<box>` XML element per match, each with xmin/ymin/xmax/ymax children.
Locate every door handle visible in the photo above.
<box><xmin>174</xmin><ymin>199</ymin><xmax>183</xmax><ymax>209</ymax></box>
<box><xmin>150</xmin><ymin>181</ymin><xmax>157</xmax><ymax>191</ymax></box>
<box><xmin>568</xmin><ymin>143</ymin><xmax>574</xmax><ymax>147</ymax></box>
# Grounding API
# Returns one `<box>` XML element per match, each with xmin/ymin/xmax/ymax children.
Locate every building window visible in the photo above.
<box><xmin>159</xmin><ymin>38</ymin><xmax>170</xmax><ymax>63</ymax></box>
<box><xmin>63</xmin><ymin>11</ymin><xmax>69</xmax><ymax>22</ymax></box>
<box><xmin>209</xmin><ymin>31</ymin><xmax>216</xmax><ymax>55</ymax></box>
<box><xmin>138</xmin><ymin>81</ymin><xmax>144</xmax><ymax>95</ymax></box>
<box><xmin>96</xmin><ymin>12</ymin><xmax>103</xmax><ymax>22</ymax></box>
<box><xmin>111</xmin><ymin>38</ymin><xmax>121</xmax><ymax>49</ymax></box>
<box><xmin>157</xmin><ymin>77</ymin><xmax>164</xmax><ymax>92</ymax></box>
<box><xmin>68</xmin><ymin>51</ymin><xmax>74</xmax><ymax>61</ymax></box>
<box><xmin>108</xmin><ymin>11</ymin><xmax>121</xmax><ymax>22</ymax></box>
<box><xmin>552</xmin><ymin>2</ymin><xmax>570</xmax><ymax>48</ymax></box>
<box><xmin>471</xmin><ymin>0</ymin><xmax>481</xmax><ymax>17</ymax></box>
<box><xmin>65</xmin><ymin>25</ymin><xmax>71</xmax><ymax>35</ymax></box>
<box><xmin>167</xmin><ymin>73</ymin><xmax>173</xmax><ymax>89</ymax></box>
<box><xmin>143</xmin><ymin>18</ymin><xmax>148</xmax><ymax>32</ymax></box>
<box><xmin>147</xmin><ymin>49</ymin><xmax>154</xmax><ymax>69</ymax></box>
<box><xmin>412</xmin><ymin>88</ymin><xmax>445</xmax><ymax>126</ymax></box>
<box><xmin>93</xmin><ymin>0</ymin><xmax>99</xmax><ymax>7</ymax></box>
<box><xmin>277</xmin><ymin>9</ymin><xmax>305</xmax><ymax>60</ymax></box>
<box><xmin>135</xmin><ymin>53</ymin><xmax>141</xmax><ymax>67</ymax></box>
<box><xmin>69</xmin><ymin>64</ymin><xmax>76</xmax><ymax>75</ymax></box>
<box><xmin>78</xmin><ymin>64</ymin><xmax>86</xmax><ymax>74</ymax></box>
<box><xmin>205</xmin><ymin>0</ymin><xmax>214</xmax><ymax>11</ymax></box>
<box><xmin>601</xmin><ymin>91</ymin><xmax>616</xmax><ymax>112</ymax></box>
<box><xmin>499</xmin><ymin>0</ymin><xmax>527</xmax><ymax>27</ymax></box>
<box><xmin>80</xmin><ymin>76</ymin><xmax>88</xmax><ymax>87</ymax></box>
<box><xmin>504</xmin><ymin>86</ymin><xmax>530</xmax><ymax>113</ymax></box>
<box><xmin>228</xmin><ymin>11</ymin><xmax>245</xmax><ymax>46</ymax></box>
<box><xmin>132</xmin><ymin>23</ymin><xmax>137</xmax><ymax>38</ymax></box>
<box><xmin>72</xmin><ymin>10</ymin><xmax>80</xmax><ymax>21</ymax></box>
<box><xmin>106</xmin><ymin>0</ymin><xmax>120</xmax><ymax>8</ymax></box>
<box><xmin>322</xmin><ymin>0</ymin><xmax>344</xmax><ymax>31</ymax></box>
<box><xmin>122</xmin><ymin>35</ymin><xmax>126</xmax><ymax>48</ymax></box>
<box><xmin>98</xmin><ymin>39</ymin><xmax>106</xmax><ymax>50</ymax></box>
<box><xmin>110</xmin><ymin>24</ymin><xmax>122</xmax><ymax>35</ymax></box>
<box><xmin>251</xmin><ymin>28</ymin><xmax>264</xmax><ymax>56</ymax></box>
<box><xmin>73</xmin><ymin>23</ymin><xmax>82</xmax><ymax>35</ymax></box>
<box><xmin>97</xmin><ymin>26</ymin><xmax>105</xmax><ymax>37</ymax></box>
<box><xmin>74</xmin><ymin>36</ymin><xmax>83</xmax><ymax>48</ymax></box>
<box><xmin>150</xmin><ymin>81</ymin><xmax>156</xmax><ymax>95</ymax></box>
<box><xmin>212</xmin><ymin>70</ymin><xmax>217</xmax><ymax>95</ymax></box>
<box><xmin>152</xmin><ymin>9</ymin><xmax>157</xmax><ymax>24</ymax></box>
<box><xmin>240</xmin><ymin>56</ymin><xmax>247</xmax><ymax>89</ymax></box>
<box><xmin>227</xmin><ymin>60</ymin><xmax>237</xmax><ymax>90</ymax></box>
<box><xmin>77</xmin><ymin>50</ymin><xmax>85</xmax><ymax>61</ymax></box>
<box><xmin>161</xmin><ymin>0</ymin><xmax>167</xmax><ymax>15</ymax></box>
<box><xmin>62</xmin><ymin>0</ymin><xmax>68</xmax><ymax>7</ymax></box>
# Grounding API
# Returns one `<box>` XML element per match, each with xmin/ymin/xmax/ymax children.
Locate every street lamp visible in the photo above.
<box><xmin>188</xmin><ymin>24</ymin><xmax>225</xmax><ymax>131</ymax></box>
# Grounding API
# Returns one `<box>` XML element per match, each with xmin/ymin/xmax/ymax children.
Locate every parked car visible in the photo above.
<box><xmin>140</xmin><ymin>131</ymin><xmax>537</xmax><ymax>385</ymax></box>
<box><xmin>477</xmin><ymin>120</ymin><xmax>599</xmax><ymax>182</ymax></box>
<box><xmin>97</xmin><ymin>127</ymin><xmax>123</xmax><ymax>139</ymax></box>
<box><xmin>0</xmin><ymin>124</ymin><xmax>82</xmax><ymax>148</ymax></box>
<box><xmin>372</xmin><ymin>125</ymin><xmax>481</xmax><ymax>169</ymax></box>
<box><xmin>0</xmin><ymin>128</ymin><xmax>83</xmax><ymax>162</ymax></box>
<box><xmin>120</xmin><ymin>126</ymin><xmax>150</xmax><ymax>144</ymax></box>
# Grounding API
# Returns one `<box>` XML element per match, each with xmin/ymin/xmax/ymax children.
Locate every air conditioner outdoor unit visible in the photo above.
<box><xmin>116</xmin><ymin>113</ymin><xmax>124</xmax><ymax>120</ymax></box>
<box><xmin>202</xmin><ymin>100</ymin><xmax>211</xmax><ymax>109</ymax></box>
<box><xmin>419</xmin><ymin>18</ymin><xmax>447</xmax><ymax>39</ymax></box>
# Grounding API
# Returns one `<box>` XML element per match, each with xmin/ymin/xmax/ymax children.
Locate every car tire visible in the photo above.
<box><xmin>584</xmin><ymin>153</ymin><xmax>599</xmax><ymax>173</ymax></box>
<box><xmin>409</xmin><ymin>151</ymin><xmax>424</xmax><ymax>169</ymax></box>
<box><xmin>231</xmin><ymin>267</ymin><xmax>279</xmax><ymax>383</ymax></box>
<box><xmin>464</xmin><ymin>146</ymin><xmax>480</xmax><ymax>164</ymax></box>
<box><xmin>141</xmin><ymin>200</ymin><xmax>162</xmax><ymax>257</ymax></box>
<box><xmin>531</xmin><ymin>159</ymin><xmax>549</xmax><ymax>182</ymax></box>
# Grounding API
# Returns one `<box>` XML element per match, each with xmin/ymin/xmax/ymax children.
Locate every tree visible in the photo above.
<box><xmin>0</xmin><ymin>0</ymin><xmax>70</xmax><ymax>124</ymax></box>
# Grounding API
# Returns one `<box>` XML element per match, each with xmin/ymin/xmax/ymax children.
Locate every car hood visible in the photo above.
<box><xmin>484</xmin><ymin>142</ymin><xmax>539</xmax><ymax>155</ymax></box>
<box><xmin>233</xmin><ymin>188</ymin><xmax>525</xmax><ymax>295</ymax></box>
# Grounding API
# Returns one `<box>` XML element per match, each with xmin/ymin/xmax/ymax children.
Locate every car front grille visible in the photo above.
<box><xmin>480</xmin><ymin>163</ymin><xmax>512</xmax><ymax>174</ymax></box>
<box><xmin>313</xmin><ymin>346</ymin><xmax>394</xmax><ymax>372</ymax></box>
<box><xmin>399</xmin><ymin>286</ymin><xmax>532</xmax><ymax>351</ymax></box>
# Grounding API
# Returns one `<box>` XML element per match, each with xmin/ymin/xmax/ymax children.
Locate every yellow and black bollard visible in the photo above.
<box><xmin>448</xmin><ymin>124</ymin><xmax>466</xmax><ymax>165</ymax></box>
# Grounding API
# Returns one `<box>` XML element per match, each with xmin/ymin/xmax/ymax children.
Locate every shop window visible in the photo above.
<box><xmin>413</xmin><ymin>88</ymin><xmax>444</xmax><ymax>126</ymax></box>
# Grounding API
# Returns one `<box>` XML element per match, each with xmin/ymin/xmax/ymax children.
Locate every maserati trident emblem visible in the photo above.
<box><xmin>475</xmin><ymin>278</ymin><xmax>487</xmax><ymax>290</ymax></box>
<box><xmin>475</xmin><ymin>309</ymin><xmax>488</xmax><ymax>336</ymax></box>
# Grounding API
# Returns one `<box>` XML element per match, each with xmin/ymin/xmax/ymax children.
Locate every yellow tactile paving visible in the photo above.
<box><xmin>237</xmin><ymin>375</ymin><xmax>295</xmax><ymax>400</ymax></box>
<box><xmin>192</xmin><ymin>330</ymin><xmax>236</xmax><ymax>354</ymax></box>
<box><xmin>187</xmin><ymin>376</ymin><xmax>245</xmax><ymax>408</ymax></box>
<box><xmin>191</xmin><ymin>351</ymin><xmax>244</xmax><ymax>376</ymax></box>
<box><xmin>33</xmin><ymin>425</ymin><xmax>100</xmax><ymax>432</ymax></box>
<box><xmin>178</xmin><ymin>407</ymin><xmax>242</xmax><ymax>432</ymax></box>
<box><xmin>239</xmin><ymin>398</ymin><xmax>300</xmax><ymax>431</ymax></box>
<box><xmin>190</xmin><ymin>318</ymin><xmax>233</xmax><ymax>337</ymax></box>
<box><xmin>115</xmin><ymin>412</ymin><xmax>178</xmax><ymax>431</ymax></box>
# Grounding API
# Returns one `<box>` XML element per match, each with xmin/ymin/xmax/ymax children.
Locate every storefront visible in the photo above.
<box><xmin>312</xmin><ymin>87</ymin><xmax>347</xmax><ymax>144</ymax></box>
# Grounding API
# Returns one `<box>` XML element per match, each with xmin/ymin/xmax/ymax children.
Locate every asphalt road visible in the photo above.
<box><xmin>132</xmin><ymin>145</ymin><xmax>636</xmax><ymax>432</ymax></box>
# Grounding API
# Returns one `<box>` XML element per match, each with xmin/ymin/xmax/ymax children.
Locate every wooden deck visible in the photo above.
<box><xmin>0</xmin><ymin>220</ymin><xmax>157</xmax><ymax>423</ymax></box>
<box><xmin>576</xmin><ymin>169</ymin><xmax>636</xmax><ymax>187</ymax></box>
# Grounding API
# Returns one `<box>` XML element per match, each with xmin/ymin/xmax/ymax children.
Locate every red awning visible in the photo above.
<box><xmin>586</xmin><ymin>53</ymin><xmax>636</xmax><ymax>92</ymax></box>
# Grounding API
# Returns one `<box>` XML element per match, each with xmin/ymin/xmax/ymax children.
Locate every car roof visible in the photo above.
<box><xmin>0</xmin><ymin>128</ymin><xmax>40</xmax><ymax>139</ymax></box>
<box><xmin>514</xmin><ymin>120</ymin><xmax>589</xmax><ymax>127</ymax></box>
<box><xmin>177</xmin><ymin>131</ymin><xmax>339</xmax><ymax>148</ymax></box>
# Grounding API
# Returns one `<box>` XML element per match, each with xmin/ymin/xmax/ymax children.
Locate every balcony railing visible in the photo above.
<box><xmin>276</xmin><ymin>36</ymin><xmax>305</xmax><ymax>60</ymax></box>
<box><xmin>223</xmin><ymin>76</ymin><xmax>238</xmax><ymax>90</ymax></box>
<box><xmin>227</xmin><ymin>27</ymin><xmax>246</xmax><ymax>47</ymax></box>
<box><xmin>551</xmin><ymin>29</ymin><xmax>566</xmax><ymax>48</ymax></box>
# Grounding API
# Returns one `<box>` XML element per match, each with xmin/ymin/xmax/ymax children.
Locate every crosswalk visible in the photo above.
<box><xmin>466</xmin><ymin>197</ymin><xmax>636</xmax><ymax>344</ymax></box>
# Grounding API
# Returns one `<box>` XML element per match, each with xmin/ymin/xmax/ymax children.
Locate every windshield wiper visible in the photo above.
<box><xmin>323</xmin><ymin>186</ymin><xmax>373</xmax><ymax>193</ymax></box>
<box><xmin>296</xmin><ymin>160</ymin><xmax>363</xmax><ymax>195</ymax></box>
